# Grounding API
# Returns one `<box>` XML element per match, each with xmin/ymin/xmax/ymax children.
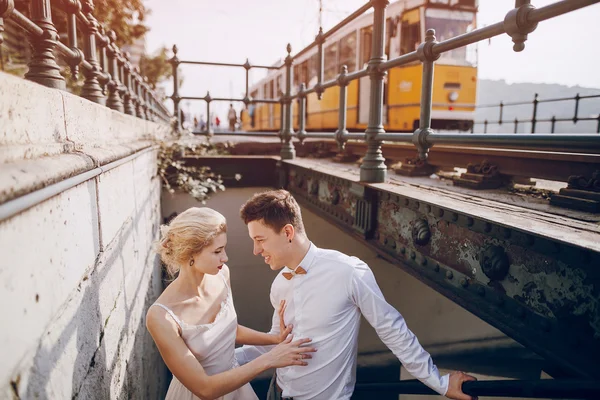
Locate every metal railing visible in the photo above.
<box><xmin>173</xmin><ymin>0</ymin><xmax>600</xmax><ymax>184</ymax></box>
<box><xmin>168</xmin><ymin>44</ymin><xmax>281</xmax><ymax>133</ymax></box>
<box><xmin>474</xmin><ymin>93</ymin><xmax>600</xmax><ymax>134</ymax></box>
<box><xmin>354</xmin><ymin>378</ymin><xmax>600</xmax><ymax>399</ymax></box>
<box><xmin>0</xmin><ymin>0</ymin><xmax>171</xmax><ymax>123</ymax></box>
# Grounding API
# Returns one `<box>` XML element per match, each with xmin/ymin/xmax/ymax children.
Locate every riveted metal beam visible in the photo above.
<box><xmin>283</xmin><ymin>160</ymin><xmax>600</xmax><ymax>379</ymax></box>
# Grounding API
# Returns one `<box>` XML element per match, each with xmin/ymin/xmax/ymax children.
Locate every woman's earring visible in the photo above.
<box><xmin>189</xmin><ymin>258</ymin><xmax>195</xmax><ymax>266</ymax></box>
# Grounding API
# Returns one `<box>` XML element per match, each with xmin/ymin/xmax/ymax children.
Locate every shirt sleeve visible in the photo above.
<box><xmin>235</xmin><ymin>290</ymin><xmax>279</xmax><ymax>365</ymax></box>
<box><xmin>350</xmin><ymin>261</ymin><xmax>449</xmax><ymax>395</ymax></box>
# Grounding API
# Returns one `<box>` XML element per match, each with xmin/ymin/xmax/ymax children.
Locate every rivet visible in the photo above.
<box><xmin>452</xmin><ymin>213</ymin><xmax>459</xmax><ymax>222</ymax></box>
<box><xmin>410</xmin><ymin>251</ymin><xmax>416</xmax><ymax>260</ymax></box>
<box><xmin>421</xmin><ymin>258</ymin><xmax>428</xmax><ymax>266</ymax></box>
<box><xmin>446</xmin><ymin>270</ymin><xmax>453</xmax><ymax>280</ymax></box>
<box><xmin>467</xmin><ymin>217</ymin><xmax>474</xmax><ymax>227</ymax></box>
<box><xmin>438</xmin><ymin>209</ymin><xmax>444</xmax><ymax>217</ymax></box>
<box><xmin>476</xmin><ymin>286</ymin><xmax>485</xmax><ymax>296</ymax></box>
<box><xmin>434</xmin><ymin>264</ymin><xmax>440</xmax><ymax>272</ymax></box>
<box><xmin>459</xmin><ymin>278</ymin><xmax>468</xmax><ymax>287</ymax></box>
<box><xmin>484</xmin><ymin>223</ymin><xmax>492</xmax><ymax>233</ymax></box>
<box><xmin>426</xmin><ymin>205</ymin><xmax>432</xmax><ymax>212</ymax></box>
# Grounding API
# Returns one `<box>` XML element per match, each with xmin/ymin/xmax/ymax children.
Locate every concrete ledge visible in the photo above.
<box><xmin>1</xmin><ymin>71</ymin><xmax>174</xmax><ymax>205</ymax></box>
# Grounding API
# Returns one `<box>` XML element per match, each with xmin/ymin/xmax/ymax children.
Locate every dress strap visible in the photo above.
<box><xmin>152</xmin><ymin>303</ymin><xmax>184</xmax><ymax>332</ymax></box>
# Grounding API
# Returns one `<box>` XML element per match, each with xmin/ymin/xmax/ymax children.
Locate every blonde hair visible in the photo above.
<box><xmin>156</xmin><ymin>207</ymin><xmax>227</xmax><ymax>276</ymax></box>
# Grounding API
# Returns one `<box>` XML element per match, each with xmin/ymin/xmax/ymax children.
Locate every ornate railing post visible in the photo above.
<box><xmin>334</xmin><ymin>65</ymin><xmax>350</xmax><ymax>160</ymax></box>
<box><xmin>395</xmin><ymin>29</ymin><xmax>439</xmax><ymax>176</ymax></box>
<box><xmin>297</xmin><ymin>83</ymin><xmax>307</xmax><ymax>144</ymax></box>
<box><xmin>64</xmin><ymin>0</ymin><xmax>82</xmax><ymax>79</ymax></box>
<box><xmin>122</xmin><ymin>54</ymin><xmax>135</xmax><ymax>115</ymax></box>
<box><xmin>0</xmin><ymin>0</ymin><xmax>12</xmax><ymax>50</ymax></box>
<box><xmin>24</xmin><ymin>0</ymin><xmax>66</xmax><ymax>89</ymax></box>
<box><xmin>80</xmin><ymin>0</ymin><xmax>105</xmax><ymax>105</ymax></box>
<box><xmin>139</xmin><ymin>75</ymin><xmax>149</xmax><ymax>120</ymax></box>
<box><xmin>97</xmin><ymin>26</ymin><xmax>110</xmax><ymax>95</ymax></box>
<box><xmin>106</xmin><ymin>30</ymin><xmax>123</xmax><ymax>112</ymax></box>
<box><xmin>278</xmin><ymin>90</ymin><xmax>284</xmax><ymax>143</ymax></box>
<box><xmin>133</xmin><ymin>68</ymin><xmax>144</xmax><ymax>119</ymax></box>
<box><xmin>280</xmin><ymin>43</ymin><xmax>296</xmax><ymax>159</ymax></box>
<box><xmin>531</xmin><ymin>93</ymin><xmax>538</xmax><ymax>133</ymax></box>
<box><xmin>204</xmin><ymin>91</ymin><xmax>213</xmax><ymax>135</ymax></box>
<box><xmin>243</xmin><ymin>58</ymin><xmax>251</xmax><ymax>105</ymax></box>
<box><xmin>315</xmin><ymin>27</ymin><xmax>324</xmax><ymax>100</ymax></box>
<box><xmin>360</xmin><ymin>0</ymin><xmax>388</xmax><ymax>183</ymax></box>
<box><xmin>169</xmin><ymin>44</ymin><xmax>181</xmax><ymax>130</ymax></box>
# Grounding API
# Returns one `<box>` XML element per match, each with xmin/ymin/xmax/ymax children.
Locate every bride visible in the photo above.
<box><xmin>147</xmin><ymin>207</ymin><xmax>315</xmax><ymax>400</ymax></box>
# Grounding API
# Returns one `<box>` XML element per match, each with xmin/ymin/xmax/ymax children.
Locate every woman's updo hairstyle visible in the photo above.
<box><xmin>156</xmin><ymin>207</ymin><xmax>227</xmax><ymax>276</ymax></box>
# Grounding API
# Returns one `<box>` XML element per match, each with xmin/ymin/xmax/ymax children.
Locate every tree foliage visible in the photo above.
<box><xmin>139</xmin><ymin>46</ymin><xmax>173</xmax><ymax>89</ymax></box>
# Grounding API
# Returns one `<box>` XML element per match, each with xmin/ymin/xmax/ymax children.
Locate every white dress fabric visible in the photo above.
<box><xmin>152</xmin><ymin>271</ymin><xmax>258</xmax><ymax>400</ymax></box>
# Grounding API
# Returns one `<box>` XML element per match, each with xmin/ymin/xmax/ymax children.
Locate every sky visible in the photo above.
<box><xmin>143</xmin><ymin>0</ymin><xmax>600</xmax><ymax>119</ymax></box>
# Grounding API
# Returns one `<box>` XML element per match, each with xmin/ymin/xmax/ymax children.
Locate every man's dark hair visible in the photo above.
<box><xmin>240</xmin><ymin>190</ymin><xmax>305</xmax><ymax>234</ymax></box>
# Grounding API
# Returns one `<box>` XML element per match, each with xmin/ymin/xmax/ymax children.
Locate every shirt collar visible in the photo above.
<box><xmin>286</xmin><ymin>242</ymin><xmax>317</xmax><ymax>272</ymax></box>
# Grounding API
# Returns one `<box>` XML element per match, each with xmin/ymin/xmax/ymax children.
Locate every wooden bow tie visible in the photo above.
<box><xmin>282</xmin><ymin>266</ymin><xmax>307</xmax><ymax>280</ymax></box>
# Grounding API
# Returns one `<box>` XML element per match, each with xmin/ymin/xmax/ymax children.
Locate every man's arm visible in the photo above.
<box><xmin>235</xmin><ymin>292</ymin><xmax>281</xmax><ymax>365</ymax></box>
<box><xmin>350</xmin><ymin>261</ymin><xmax>449</xmax><ymax>396</ymax></box>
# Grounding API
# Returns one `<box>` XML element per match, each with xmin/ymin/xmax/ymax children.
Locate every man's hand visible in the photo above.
<box><xmin>445</xmin><ymin>371</ymin><xmax>477</xmax><ymax>400</ymax></box>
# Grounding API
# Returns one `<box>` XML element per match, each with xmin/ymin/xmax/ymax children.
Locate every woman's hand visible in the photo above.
<box><xmin>274</xmin><ymin>300</ymin><xmax>293</xmax><ymax>343</ymax></box>
<box><xmin>264</xmin><ymin>336</ymin><xmax>316</xmax><ymax>369</ymax></box>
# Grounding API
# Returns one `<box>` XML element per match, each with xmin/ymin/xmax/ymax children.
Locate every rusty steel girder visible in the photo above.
<box><xmin>283</xmin><ymin>160</ymin><xmax>600</xmax><ymax>379</ymax></box>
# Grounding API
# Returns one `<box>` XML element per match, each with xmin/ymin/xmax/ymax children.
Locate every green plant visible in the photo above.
<box><xmin>156</xmin><ymin>139</ymin><xmax>237</xmax><ymax>203</ymax></box>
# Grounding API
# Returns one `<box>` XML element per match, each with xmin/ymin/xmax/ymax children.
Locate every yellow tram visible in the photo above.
<box><xmin>241</xmin><ymin>0</ymin><xmax>478</xmax><ymax>133</ymax></box>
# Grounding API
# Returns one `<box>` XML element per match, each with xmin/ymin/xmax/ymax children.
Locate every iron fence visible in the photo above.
<box><xmin>0</xmin><ymin>0</ymin><xmax>171</xmax><ymax>123</ymax></box>
<box><xmin>474</xmin><ymin>93</ymin><xmax>600</xmax><ymax>134</ymax></box>
<box><xmin>172</xmin><ymin>0</ymin><xmax>600</xmax><ymax>183</ymax></box>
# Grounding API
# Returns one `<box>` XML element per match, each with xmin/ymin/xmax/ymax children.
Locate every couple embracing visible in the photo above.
<box><xmin>147</xmin><ymin>189</ymin><xmax>475</xmax><ymax>400</ymax></box>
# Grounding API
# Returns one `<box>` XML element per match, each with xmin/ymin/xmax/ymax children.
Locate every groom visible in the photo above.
<box><xmin>235</xmin><ymin>189</ymin><xmax>476</xmax><ymax>400</ymax></box>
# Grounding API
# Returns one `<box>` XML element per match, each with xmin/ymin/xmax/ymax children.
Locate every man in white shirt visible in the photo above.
<box><xmin>236</xmin><ymin>189</ymin><xmax>476</xmax><ymax>400</ymax></box>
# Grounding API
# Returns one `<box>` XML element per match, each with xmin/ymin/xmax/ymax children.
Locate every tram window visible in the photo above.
<box><xmin>293</xmin><ymin>65</ymin><xmax>299</xmax><ymax>87</ymax></box>
<box><xmin>425</xmin><ymin>9</ymin><xmax>475</xmax><ymax>64</ymax></box>
<box><xmin>269</xmin><ymin>80</ymin><xmax>274</xmax><ymax>99</ymax></box>
<box><xmin>324</xmin><ymin>42</ymin><xmax>338</xmax><ymax>81</ymax></box>
<box><xmin>339</xmin><ymin>31</ymin><xmax>357</xmax><ymax>72</ymax></box>
<box><xmin>300</xmin><ymin>60</ymin><xmax>308</xmax><ymax>86</ymax></box>
<box><xmin>263</xmin><ymin>83</ymin><xmax>269</xmax><ymax>99</ymax></box>
<box><xmin>360</xmin><ymin>26</ymin><xmax>372</xmax><ymax>67</ymax></box>
<box><xmin>308</xmin><ymin>54</ymin><xmax>318</xmax><ymax>85</ymax></box>
<box><xmin>400</xmin><ymin>20</ymin><xmax>420</xmax><ymax>55</ymax></box>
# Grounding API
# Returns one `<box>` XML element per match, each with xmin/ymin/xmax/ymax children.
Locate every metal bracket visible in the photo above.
<box><xmin>550</xmin><ymin>170</ymin><xmax>600</xmax><ymax>213</ymax></box>
<box><xmin>453</xmin><ymin>160</ymin><xmax>506</xmax><ymax>189</ymax></box>
<box><xmin>394</xmin><ymin>158</ymin><xmax>436</xmax><ymax>177</ymax></box>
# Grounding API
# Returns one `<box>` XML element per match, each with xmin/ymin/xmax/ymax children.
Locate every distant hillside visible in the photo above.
<box><xmin>474</xmin><ymin>79</ymin><xmax>600</xmax><ymax>133</ymax></box>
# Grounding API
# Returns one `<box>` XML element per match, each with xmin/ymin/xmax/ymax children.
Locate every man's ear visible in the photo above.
<box><xmin>283</xmin><ymin>224</ymin><xmax>295</xmax><ymax>242</ymax></box>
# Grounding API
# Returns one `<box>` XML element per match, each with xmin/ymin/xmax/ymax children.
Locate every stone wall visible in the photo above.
<box><xmin>0</xmin><ymin>72</ymin><xmax>171</xmax><ymax>399</ymax></box>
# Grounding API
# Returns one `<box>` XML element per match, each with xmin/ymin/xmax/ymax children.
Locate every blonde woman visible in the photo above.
<box><xmin>147</xmin><ymin>207</ymin><xmax>315</xmax><ymax>400</ymax></box>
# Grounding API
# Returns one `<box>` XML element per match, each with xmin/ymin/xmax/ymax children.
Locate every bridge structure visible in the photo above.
<box><xmin>1</xmin><ymin>0</ymin><xmax>600</xmax><ymax>399</ymax></box>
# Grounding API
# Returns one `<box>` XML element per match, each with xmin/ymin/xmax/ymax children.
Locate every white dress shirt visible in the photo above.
<box><xmin>235</xmin><ymin>243</ymin><xmax>449</xmax><ymax>400</ymax></box>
